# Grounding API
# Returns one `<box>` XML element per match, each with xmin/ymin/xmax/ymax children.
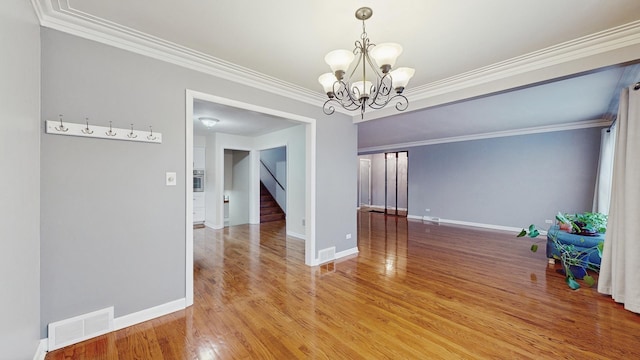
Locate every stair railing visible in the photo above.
<box><xmin>260</xmin><ymin>159</ymin><xmax>285</xmax><ymax>192</ymax></box>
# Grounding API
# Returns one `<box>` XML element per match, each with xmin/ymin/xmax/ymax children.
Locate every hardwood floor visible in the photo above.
<box><xmin>46</xmin><ymin>212</ymin><xmax>640</xmax><ymax>359</ymax></box>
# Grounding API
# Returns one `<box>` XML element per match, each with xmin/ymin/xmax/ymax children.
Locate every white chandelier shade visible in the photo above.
<box><xmin>369</xmin><ymin>43</ymin><xmax>403</xmax><ymax>69</ymax></box>
<box><xmin>324</xmin><ymin>50</ymin><xmax>355</xmax><ymax>74</ymax></box>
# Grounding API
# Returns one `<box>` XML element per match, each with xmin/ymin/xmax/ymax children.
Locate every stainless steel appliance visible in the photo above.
<box><xmin>193</xmin><ymin>170</ymin><xmax>204</xmax><ymax>192</ymax></box>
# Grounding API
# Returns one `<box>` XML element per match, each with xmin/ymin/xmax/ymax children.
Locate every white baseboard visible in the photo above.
<box><xmin>407</xmin><ymin>215</ymin><xmax>423</xmax><ymax>221</ymax></box>
<box><xmin>33</xmin><ymin>339</ymin><xmax>47</xmax><ymax>360</ymax></box>
<box><xmin>312</xmin><ymin>246</ymin><xmax>359</xmax><ymax>266</ymax></box>
<box><xmin>43</xmin><ymin>299</ymin><xmax>186</xmax><ymax>353</ymax></box>
<box><xmin>204</xmin><ymin>221</ymin><xmax>223</xmax><ymax>230</ymax></box>
<box><xmin>286</xmin><ymin>231</ymin><xmax>306</xmax><ymax>240</ymax></box>
<box><xmin>335</xmin><ymin>247</ymin><xmax>359</xmax><ymax>260</ymax></box>
<box><xmin>415</xmin><ymin>216</ymin><xmax>524</xmax><ymax>233</ymax></box>
<box><xmin>114</xmin><ymin>298</ymin><xmax>186</xmax><ymax>331</ymax></box>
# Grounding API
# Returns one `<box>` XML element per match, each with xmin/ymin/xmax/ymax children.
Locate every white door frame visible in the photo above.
<box><xmin>184</xmin><ymin>89</ymin><xmax>317</xmax><ymax>306</ymax></box>
<box><xmin>359</xmin><ymin>158</ymin><xmax>371</xmax><ymax>207</ymax></box>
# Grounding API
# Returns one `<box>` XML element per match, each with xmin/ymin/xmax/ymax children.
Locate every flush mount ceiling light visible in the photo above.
<box><xmin>199</xmin><ymin>117</ymin><xmax>219</xmax><ymax>127</ymax></box>
<box><xmin>319</xmin><ymin>7</ymin><xmax>415</xmax><ymax>119</ymax></box>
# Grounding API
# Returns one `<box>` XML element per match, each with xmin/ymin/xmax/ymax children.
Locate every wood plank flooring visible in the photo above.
<box><xmin>46</xmin><ymin>212</ymin><xmax>640</xmax><ymax>359</ymax></box>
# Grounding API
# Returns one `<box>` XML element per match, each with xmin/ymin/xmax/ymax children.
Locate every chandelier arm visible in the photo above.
<box><xmin>348</xmin><ymin>45</ymin><xmax>365</xmax><ymax>83</ymax></box>
<box><xmin>333</xmin><ymin>79</ymin><xmax>363</xmax><ymax>109</ymax></box>
<box><xmin>368</xmin><ymin>73</ymin><xmax>393</xmax><ymax>106</ymax></box>
<box><xmin>322</xmin><ymin>99</ymin><xmax>336</xmax><ymax>115</ymax></box>
<box><xmin>364</xmin><ymin>45</ymin><xmax>383</xmax><ymax>81</ymax></box>
<box><xmin>392</xmin><ymin>94</ymin><xmax>410</xmax><ymax>111</ymax></box>
<box><xmin>367</xmin><ymin>93</ymin><xmax>408</xmax><ymax>111</ymax></box>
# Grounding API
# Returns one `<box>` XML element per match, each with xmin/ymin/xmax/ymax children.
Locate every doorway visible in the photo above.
<box><xmin>227</xmin><ymin>149</ymin><xmax>251</xmax><ymax>226</ymax></box>
<box><xmin>260</xmin><ymin>146</ymin><xmax>287</xmax><ymax>223</ymax></box>
<box><xmin>359</xmin><ymin>158</ymin><xmax>371</xmax><ymax>207</ymax></box>
<box><xmin>385</xmin><ymin>151</ymin><xmax>408</xmax><ymax>216</ymax></box>
<box><xmin>185</xmin><ymin>89</ymin><xmax>318</xmax><ymax>306</ymax></box>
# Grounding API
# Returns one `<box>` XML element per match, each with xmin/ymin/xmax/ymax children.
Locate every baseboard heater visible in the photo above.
<box><xmin>48</xmin><ymin>306</ymin><xmax>114</xmax><ymax>351</ymax></box>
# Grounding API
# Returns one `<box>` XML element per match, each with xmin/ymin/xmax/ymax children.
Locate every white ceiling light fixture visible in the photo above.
<box><xmin>199</xmin><ymin>117</ymin><xmax>219</xmax><ymax>127</ymax></box>
<box><xmin>319</xmin><ymin>7</ymin><xmax>415</xmax><ymax>119</ymax></box>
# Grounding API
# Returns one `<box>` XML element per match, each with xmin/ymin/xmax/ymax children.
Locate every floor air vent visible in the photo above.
<box><xmin>318</xmin><ymin>247</ymin><xmax>336</xmax><ymax>264</ymax></box>
<box><xmin>48</xmin><ymin>306</ymin><xmax>114</xmax><ymax>351</ymax></box>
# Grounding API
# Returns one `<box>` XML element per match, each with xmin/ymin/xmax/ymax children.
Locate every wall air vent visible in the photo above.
<box><xmin>318</xmin><ymin>246</ymin><xmax>336</xmax><ymax>264</ymax></box>
<box><xmin>48</xmin><ymin>306</ymin><xmax>114</xmax><ymax>351</ymax></box>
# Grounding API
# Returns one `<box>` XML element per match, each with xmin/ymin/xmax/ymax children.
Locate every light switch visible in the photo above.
<box><xmin>166</xmin><ymin>172</ymin><xmax>177</xmax><ymax>186</ymax></box>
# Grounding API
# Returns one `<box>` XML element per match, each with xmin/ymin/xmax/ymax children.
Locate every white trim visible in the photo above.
<box><xmin>185</xmin><ymin>92</ymin><xmax>194</xmax><ymax>307</ymax></box>
<box><xmin>358</xmin><ymin>158</ymin><xmax>372</xmax><ymax>206</ymax></box>
<box><xmin>30</xmin><ymin>1</ymin><xmax>640</xmax><ymax>122</ymax></box>
<box><xmin>204</xmin><ymin>221</ymin><xmax>223</xmax><ymax>230</ymax></box>
<box><xmin>417</xmin><ymin>216</ymin><xmax>524</xmax><ymax>234</ymax></box>
<box><xmin>114</xmin><ymin>298</ymin><xmax>186</xmax><ymax>331</ymax></box>
<box><xmin>354</xmin><ymin>20</ymin><xmax>640</xmax><ymax>123</ymax></box>
<box><xmin>185</xmin><ymin>90</ymin><xmax>318</xmax><ymax>273</ymax></box>
<box><xmin>33</xmin><ymin>339</ymin><xmax>47</xmax><ymax>360</ymax></box>
<box><xmin>335</xmin><ymin>247</ymin><xmax>359</xmax><ymax>260</ymax></box>
<box><xmin>405</xmin><ymin>20</ymin><xmax>640</xmax><ymax>102</ymax></box>
<box><xmin>406</xmin><ymin>215</ymin><xmax>423</xmax><ymax>221</ymax></box>
<box><xmin>30</xmin><ymin>1</ymin><xmax>327</xmax><ymax>110</ymax></box>
<box><xmin>358</xmin><ymin>119</ymin><xmax>611</xmax><ymax>153</ymax></box>
<box><xmin>287</xmin><ymin>231</ymin><xmax>306</xmax><ymax>240</ymax></box>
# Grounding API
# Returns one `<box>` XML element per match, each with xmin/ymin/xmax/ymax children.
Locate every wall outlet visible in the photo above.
<box><xmin>346</xmin><ymin>233</ymin><xmax>352</xmax><ymax>239</ymax></box>
<box><xmin>545</xmin><ymin>219</ymin><xmax>554</xmax><ymax>224</ymax></box>
<box><xmin>425</xmin><ymin>208</ymin><xmax>430</xmax><ymax>212</ymax></box>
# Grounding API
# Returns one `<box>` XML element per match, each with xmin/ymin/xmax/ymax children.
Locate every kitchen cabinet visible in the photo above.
<box><xmin>194</xmin><ymin>147</ymin><xmax>205</xmax><ymax>169</ymax></box>
<box><xmin>193</xmin><ymin>192</ymin><xmax>205</xmax><ymax>223</ymax></box>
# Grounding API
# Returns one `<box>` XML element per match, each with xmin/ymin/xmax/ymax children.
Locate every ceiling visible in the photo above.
<box><xmin>193</xmin><ymin>99</ymin><xmax>300</xmax><ymax>137</ymax></box>
<box><xmin>32</xmin><ymin>1</ymin><xmax>640</xmax><ymax>149</ymax></box>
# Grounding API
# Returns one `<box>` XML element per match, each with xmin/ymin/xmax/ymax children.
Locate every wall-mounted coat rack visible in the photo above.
<box><xmin>45</xmin><ymin>116</ymin><xmax>162</xmax><ymax>144</ymax></box>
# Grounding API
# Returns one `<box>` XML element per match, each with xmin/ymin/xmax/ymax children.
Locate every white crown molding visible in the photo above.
<box><xmin>29</xmin><ymin>0</ymin><xmax>330</xmax><ymax>110</ymax></box>
<box><xmin>30</xmin><ymin>1</ymin><xmax>640</xmax><ymax>121</ymax></box>
<box><xmin>358</xmin><ymin>119</ymin><xmax>611</xmax><ymax>153</ymax></box>
<box><xmin>404</xmin><ymin>20</ymin><xmax>640</xmax><ymax>102</ymax></box>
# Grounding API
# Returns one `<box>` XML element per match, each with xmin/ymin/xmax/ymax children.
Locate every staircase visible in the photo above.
<box><xmin>260</xmin><ymin>182</ymin><xmax>285</xmax><ymax>223</ymax></box>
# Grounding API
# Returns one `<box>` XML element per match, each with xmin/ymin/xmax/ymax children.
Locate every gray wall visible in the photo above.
<box><xmin>0</xmin><ymin>1</ymin><xmax>42</xmax><ymax>358</ymax></box>
<box><xmin>406</xmin><ymin>128</ymin><xmax>602</xmax><ymax>229</ymax></box>
<box><xmin>260</xmin><ymin>146</ymin><xmax>286</xmax><ymax>178</ymax></box>
<box><xmin>40</xmin><ymin>28</ymin><xmax>357</xmax><ymax>335</ymax></box>
<box><xmin>317</xmin><ymin>116</ymin><xmax>358</xmax><ymax>253</ymax></box>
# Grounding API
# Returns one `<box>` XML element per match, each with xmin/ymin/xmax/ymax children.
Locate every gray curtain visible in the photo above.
<box><xmin>597</xmin><ymin>86</ymin><xmax>640</xmax><ymax>313</ymax></box>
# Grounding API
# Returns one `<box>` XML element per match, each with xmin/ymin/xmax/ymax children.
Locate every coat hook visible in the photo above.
<box><xmin>55</xmin><ymin>114</ymin><xmax>68</xmax><ymax>132</ymax></box>
<box><xmin>147</xmin><ymin>126</ymin><xmax>157</xmax><ymax>140</ymax></box>
<box><xmin>105</xmin><ymin>121</ymin><xmax>117</xmax><ymax>136</ymax></box>
<box><xmin>127</xmin><ymin>123</ymin><xmax>138</xmax><ymax>138</ymax></box>
<box><xmin>81</xmin><ymin>117</ymin><xmax>94</xmax><ymax>134</ymax></box>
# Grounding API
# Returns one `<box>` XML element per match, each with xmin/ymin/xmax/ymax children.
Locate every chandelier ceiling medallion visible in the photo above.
<box><xmin>319</xmin><ymin>7</ymin><xmax>415</xmax><ymax>119</ymax></box>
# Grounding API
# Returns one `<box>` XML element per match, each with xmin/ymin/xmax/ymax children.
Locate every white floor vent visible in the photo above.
<box><xmin>318</xmin><ymin>247</ymin><xmax>336</xmax><ymax>264</ymax></box>
<box><xmin>48</xmin><ymin>306</ymin><xmax>114</xmax><ymax>351</ymax></box>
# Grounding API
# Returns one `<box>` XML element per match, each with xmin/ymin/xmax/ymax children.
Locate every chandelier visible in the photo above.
<box><xmin>318</xmin><ymin>7</ymin><xmax>415</xmax><ymax>119</ymax></box>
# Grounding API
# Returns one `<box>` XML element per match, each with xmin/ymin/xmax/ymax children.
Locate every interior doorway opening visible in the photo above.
<box><xmin>260</xmin><ymin>146</ymin><xmax>287</xmax><ymax>224</ymax></box>
<box><xmin>385</xmin><ymin>151</ymin><xmax>408</xmax><ymax>217</ymax></box>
